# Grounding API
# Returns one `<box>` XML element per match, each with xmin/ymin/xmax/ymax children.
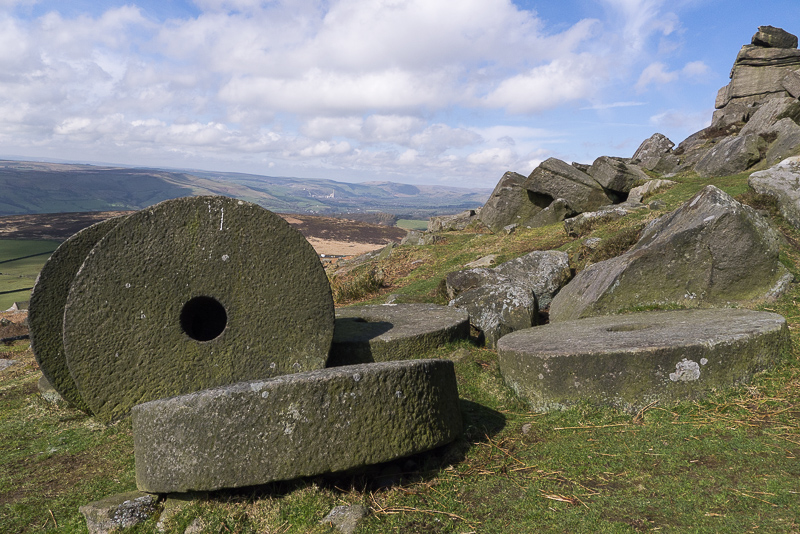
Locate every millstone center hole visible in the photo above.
<box><xmin>180</xmin><ymin>296</ymin><xmax>227</xmax><ymax>341</ymax></box>
<box><xmin>606</xmin><ymin>323</ymin><xmax>651</xmax><ymax>332</ymax></box>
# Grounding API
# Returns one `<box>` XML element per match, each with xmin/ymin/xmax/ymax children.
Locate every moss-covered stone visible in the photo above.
<box><xmin>132</xmin><ymin>359</ymin><xmax>462</xmax><ymax>493</ymax></box>
<box><xmin>29</xmin><ymin>216</ymin><xmax>126</xmax><ymax>413</ymax></box>
<box><xmin>63</xmin><ymin>196</ymin><xmax>334</xmax><ymax>422</ymax></box>
<box><xmin>328</xmin><ymin>304</ymin><xmax>469</xmax><ymax>366</ymax></box>
<box><xmin>497</xmin><ymin>309</ymin><xmax>789</xmax><ymax>413</ymax></box>
<box><xmin>549</xmin><ymin>186</ymin><xmax>792</xmax><ymax>322</ymax></box>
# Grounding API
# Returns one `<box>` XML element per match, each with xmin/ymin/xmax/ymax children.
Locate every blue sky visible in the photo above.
<box><xmin>0</xmin><ymin>0</ymin><xmax>796</xmax><ymax>188</ymax></box>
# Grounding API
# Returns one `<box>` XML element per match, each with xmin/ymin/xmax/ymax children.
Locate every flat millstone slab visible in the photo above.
<box><xmin>497</xmin><ymin>309</ymin><xmax>789</xmax><ymax>413</ymax></box>
<box><xmin>133</xmin><ymin>359</ymin><xmax>463</xmax><ymax>493</ymax></box>
<box><xmin>328</xmin><ymin>303</ymin><xmax>469</xmax><ymax>366</ymax></box>
<box><xmin>29</xmin><ymin>217</ymin><xmax>125</xmax><ymax>413</ymax></box>
<box><xmin>63</xmin><ymin>196</ymin><xmax>334</xmax><ymax>422</ymax></box>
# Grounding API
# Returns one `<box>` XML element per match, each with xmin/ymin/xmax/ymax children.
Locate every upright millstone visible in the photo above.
<box><xmin>29</xmin><ymin>216</ymin><xmax>127</xmax><ymax>413</ymax></box>
<box><xmin>63</xmin><ymin>196</ymin><xmax>335</xmax><ymax>422</ymax></box>
<box><xmin>133</xmin><ymin>359</ymin><xmax>463</xmax><ymax>493</ymax></box>
<box><xmin>497</xmin><ymin>309</ymin><xmax>789</xmax><ymax>413</ymax></box>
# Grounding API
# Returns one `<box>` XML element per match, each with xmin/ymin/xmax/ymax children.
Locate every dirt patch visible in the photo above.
<box><xmin>305</xmin><ymin>238</ymin><xmax>387</xmax><ymax>257</ymax></box>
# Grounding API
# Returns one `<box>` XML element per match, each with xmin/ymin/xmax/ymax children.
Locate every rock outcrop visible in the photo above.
<box><xmin>749</xmin><ymin>155</ymin><xmax>800</xmax><ymax>229</ymax></box>
<box><xmin>549</xmin><ymin>186</ymin><xmax>792</xmax><ymax>322</ymax></box>
<box><xmin>630</xmin><ymin>26</ymin><xmax>800</xmax><ymax>178</ymax></box>
<box><xmin>447</xmin><ymin>250</ymin><xmax>571</xmax><ymax>347</ymax></box>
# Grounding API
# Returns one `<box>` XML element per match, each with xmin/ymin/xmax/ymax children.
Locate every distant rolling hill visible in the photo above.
<box><xmin>0</xmin><ymin>160</ymin><xmax>490</xmax><ymax>218</ymax></box>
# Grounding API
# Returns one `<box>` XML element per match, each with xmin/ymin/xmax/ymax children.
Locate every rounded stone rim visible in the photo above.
<box><xmin>63</xmin><ymin>196</ymin><xmax>334</xmax><ymax>421</ymax></box>
<box><xmin>29</xmin><ymin>216</ymin><xmax>127</xmax><ymax>412</ymax></box>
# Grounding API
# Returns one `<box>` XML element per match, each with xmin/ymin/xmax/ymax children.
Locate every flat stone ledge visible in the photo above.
<box><xmin>133</xmin><ymin>359</ymin><xmax>463</xmax><ymax>493</ymax></box>
<box><xmin>497</xmin><ymin>309</ymin><xmax>789</xmax><ymax>413</ymax></box>
<box><xmin>328</xmin><ymin>304</ymin><xmax>470</xmax><ymax>366</ymax></box>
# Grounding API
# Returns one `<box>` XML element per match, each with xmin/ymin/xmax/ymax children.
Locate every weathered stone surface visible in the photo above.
<box><xmin>498</xmin><ymin>309</ymin><xmax>789</xmax><ymax>413</ymax></box>
<box><xmin>749</xmin><ymin>156</ymin><xmax>800</xmax><ymax>229</ymax></box>
<box><xmin>465</xmin><ymin>254</ymin><xmax>498</xmax><ymax>268</ymax></box>
<box><xmin>563</xmin><ymin>205</ymin><xmax>641</xmax><ymax>237</ymax></box>
<box><xmin>752</xmin><ymin>26</ymin><xmax>798</xmax><ymax>49</ymax></box>
<box><xmin>38</xmin><ymin>373</ymin><xmax>64</xmax><ymax>404</ymax></box>
<box><xmin>626</xmin><ymin>179</ymin><xmax>676</xmax><ymax>204</ymax></box>
<box><xmin>320</xmin><ymin>505</ymin><xmax>370</xmax><ymax>534</ymax></box>
<box><xmin>448</xmin><ymin>250</ymin><xmax>571</xmax><ymax>310</ymax></box>
<box><xmin>133</xmin><ymin>359</ymin><xmax>462</xmax><ymax>493</ymax></box>
<box><xmin>478</xmin><ymin>172</ymin><xmax>549</xmax><ymax>232</ymax></box>
<box><xmin>724</xmin><ymin>46</ymin><xmax>800</xmax><ymax>100</ymax></box>
<box><xmin>694</xmin><ymin>133</ymin><xmax>765</xmax><ymax>177</ymax></box>
<box><xmin>782</xmin><ymin>70</ymin><xmax>800</xmax><ymax>98</ymax></box>
<box><xmin>79</xmin><ymin>491</ymin><xmax>159</xmax><ymax>534</ymax></box>
<box><xmin>630</xmin><ymin>133</ymin><xmax>676</xmax><ymax>171</ymax></box>
<box><xmin>739</xmin><ymin>97</ymin><xmax>796</xmax><ymax>136</ymax></box>
<box><xmin>587</xmin><ymin>156</ymin><xmax>649</xmax><ymax>194</ymax></box>
<box><xmin>428</xmin><ymin>209</ymin><xmax>480</xmax><ymax>232</ymax></box>
<box><xmin>328</xmin><ymin>304</ymin><xmax>470</xmax><ymax>366</ymax></box>
<box><xmin>29</xmin><ymin>217</ymin><xmax>125</xmax><ymax>413</ymax></box>
<box><xmin>765</xmin><ymin>118</ymin><xmax>800</xmax><ymax>164</ymax></box>
<box><xmin>401</xmin><ymin>230</ymin><xmax>443</xmax><ymax>246</ymax></box>
<box><xmin>527</xmin><ymin>158</ymin><xmax>613</xmax><ymax>213</ymax></box>
<box><xmin>63</xmin><ymin>196</ymin><xmax>335</xmax><ymax>422</ymax></box>
<box><xmin>549</xmin><ymin>186</ymin><xmax>791</xmax><ymax>322</ymax></box>
<box><xmin>448</xmin><ymin>250</ymin><xmax>571</xmax><ymax>347</ymax></box>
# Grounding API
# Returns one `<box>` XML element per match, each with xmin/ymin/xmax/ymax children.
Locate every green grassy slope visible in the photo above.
<box><xmin>1</xmin><ymin>170</ymin><xmax>799</xmax><ymax>533</ymax></box>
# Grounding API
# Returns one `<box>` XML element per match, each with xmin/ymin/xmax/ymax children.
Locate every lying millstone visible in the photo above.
<box><xmin>133</xmin><ymin>359</ymin><xmax>462</xmax><ymax>493</ymax></box>
<box><xmin>749</xmin><ymin>156</ymin><xmax>800</xmax><ymax>229</ymax></box>
<box><xmin>328</xmin><ymin>304</ymin><xmax>469</xmax><ymax>366</ymax></box>
<box><xmin>63</xmin><ymin>196</ymin><xmax>334</xmax><ymax>422</ymax></box>
<box><xmin>29</xmin><ymin>217</ymin><xmax>125</xmax><ymax>413</ymax></box>
<box><xmin>550</xmin><ymin>186</ymin><xmax>792</xmax><ymax>322</ymax></box>
<box><xmin>498</xmin><ymin>309</ymin><xmax>789</xmax><ymax>413</ymax></box>
<box><xmin>79</xmin><ymin>491</ymin><xmax>159</xmax><ymax>534</ymax></box>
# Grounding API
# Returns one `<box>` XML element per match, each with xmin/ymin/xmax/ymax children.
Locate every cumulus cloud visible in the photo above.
<box><xmin>0</xmin><ymin>0</ymin><xmax>711</xmax><ymax>186</ymax></box>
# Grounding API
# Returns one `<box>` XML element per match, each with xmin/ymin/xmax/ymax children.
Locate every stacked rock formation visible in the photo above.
<box><xmin>29</xmin><ymin>195</ymin><xmax>465</xmax><ymax>495</ymax></box>
<box><xmin>630</xmin><ymin>26</ymin><xmax>800</xmax><ymax>178</ymax></box>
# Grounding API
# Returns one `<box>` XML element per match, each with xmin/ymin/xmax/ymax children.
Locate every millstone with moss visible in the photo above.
<box><xmin>498</xmin><ymin>309</ymin><xmax>789</xmax><ymax>413</ymax></box>
<box><xmin>63</xmin><ymin>196</ymin><xmax>334</xmax><ymax>422</ymax></box>
<box><xmin>29</xmin><ymin>216</ymin><xmax>127</xmax><ymax>413</ymax></box>
<box><xmin>328</xmin><ymin>303</ymin><xmax>469</xmax><ymax>366</ymax></box>
<box><xmin>132</xmin><ymin>359</ymin><xmax>462</xmax><ymax>493</ymax></box>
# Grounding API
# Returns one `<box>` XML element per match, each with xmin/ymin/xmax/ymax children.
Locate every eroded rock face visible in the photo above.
<box><xmin>479</xmin><ymin>172</ymin><xmax>552</xmax><ymax>232</ymax></box>
<box><xmin>587</xmin><ymin>156</ymin><xmax>649</xmax><ymax>195</ymax></box>
<box><xmin>133</xmin><ymin>359</ymin><xmax>462</xmax><ymax>493</ymax></box>
<box><xmin>527</xmin><ymin>158</ymin><xmax>613</xmax><ymax>213</ymax></box>
<box><xmin>631</xmin><ymin>133</ymin><xmax>678</xmax><ymax>173</ymax></box>
<box><xmin>497</xmin><ymin>309</ymin><xmax>789</xmax><ymax>413</ymax></box>
<box><xmin>428</xmin><ymin>209</ymin><xmax>480</xmax><ymax>232</ymax></box>
<box><xmin>694</xmin><ymin>133</ymin><xmax>766</xmax><ymax>177</ymax></box>
<box><xmin>447</xmin><ymin>250</ymin><xmax>571</xmax><ymax>347</ymax></box>
<box><xmin>752</xmin><ymin>25</ymin><xmax>799</xmax><ymax>50</ymax></box>
<box><xmin>79</xmin><ymin>491</ymin><xmax>158</xmax><ymax>534</ymax></box>
<box><xmin>549</xmin><ymin>186</ymin><xmax>792</xmax><ymax>322</ymax></box>
<box><xmin>749</xmin><ymin>156</ymin><xmax>800</xmax><ymax>229</ymax></box>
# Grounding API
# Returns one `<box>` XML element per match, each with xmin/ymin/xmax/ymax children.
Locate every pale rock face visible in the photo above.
<box><xmin>749</xmin><ymin>156</ymin><xmax>800</xmax><ymax>229</ymax></box>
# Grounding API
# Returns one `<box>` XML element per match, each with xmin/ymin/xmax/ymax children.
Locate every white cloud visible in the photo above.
<box><xmin>649</xmin><ymin>109</ymin><xmax>711</xmax><ymax>131</ymax></box>
<box><xmin>635</xmin><ymin>62</ymin><xmax>678</xmax><ymax>92</ymax></box>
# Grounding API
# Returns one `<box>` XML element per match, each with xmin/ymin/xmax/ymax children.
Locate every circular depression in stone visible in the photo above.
<box><xmin>29</xmin><ymin>216</ymin><xmax>127</xmax><ymax>413</ymax></box>
<box><xmin>63</xmin><ymin>196</ymin><xmax>334</xmax><ymax>422</ymax></box>
<box><xmin>328</xmin><ymin>303</ymin><xmax>470</xmax><ymax>366</ymax></box>
<box><xmin>497</xmin><ymin>309</ymin><xmax>789</xmax><ymax>413</ymax></box>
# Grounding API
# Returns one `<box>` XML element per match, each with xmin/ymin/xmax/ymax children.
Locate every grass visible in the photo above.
<box><xmin>396</xmin><ymin>219</ymin><xmax>429</xmax><ymax>231</ymax></box>
<box><xmin>0</xmin><ymin>240</ymin><xmax>59</xmax><ymax>310</ymax></box>
<box><xmin>3</xmin><ymin>170</ymin><xmax>800</xmax><ymax>532</ymax></box>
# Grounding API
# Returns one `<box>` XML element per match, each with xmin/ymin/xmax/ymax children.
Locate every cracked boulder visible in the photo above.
<box><xmin>549</xmin><ymin>186</ymin><xmax>792</xmax><ymax>322</ymax></box>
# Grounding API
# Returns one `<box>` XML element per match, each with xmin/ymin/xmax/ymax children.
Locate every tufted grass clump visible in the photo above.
<box><xmin>330</xmin><ymin>267</ymin><xmax>384</xmax><ymax>304</ymax></box>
